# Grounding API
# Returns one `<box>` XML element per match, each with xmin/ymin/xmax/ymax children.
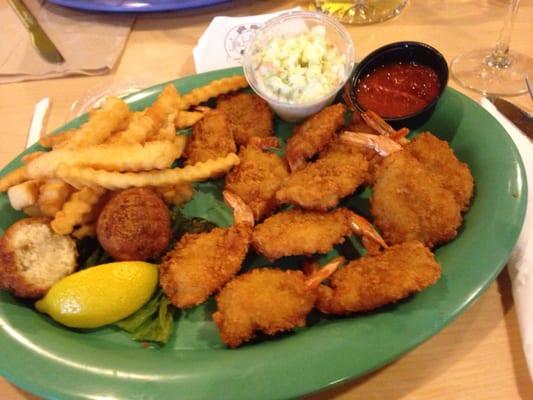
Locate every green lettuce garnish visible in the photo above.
<box><xmin>115</xmin><ymin>290</ymin><xmax>174</xmax><ymax>345</ymax></box>
<box><xmin>79</xmin><ymin>182</ymin><xmax>231</xmax><ymax>345</ymax></box>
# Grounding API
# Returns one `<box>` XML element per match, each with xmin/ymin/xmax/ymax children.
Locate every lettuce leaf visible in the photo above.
<box><xmin>114</xmin><ymin>206</ymin><xmax>219</xmax><ymax>345</ymax></box>
<box><xmin>180</xmin><ymin>182</ymin><xmax>233</xmax><ymax>228</ymax></box>
<box><xmin>76</xmin><ymin>238</ymin><xmax>112</xmax><ymax>270</ymax></box>
<box><xmin>115</xmin><ymin>289</ymin><xmax>175</xmax><ymax>345</ymax></box>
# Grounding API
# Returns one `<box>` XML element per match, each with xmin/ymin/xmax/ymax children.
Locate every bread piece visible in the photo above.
<box><xmin>0</xmin><ymin>218</ymin><xmax>77</xmax><ymax>298</ymax></box>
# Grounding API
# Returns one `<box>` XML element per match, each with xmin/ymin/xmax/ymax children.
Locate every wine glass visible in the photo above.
<box><xmin>451</xmin><ymin>0</ymin><xmax>533</xmax><ymax>96</ymax></box>
<box><xmin>314</xmin><ymin>0</ymin><xmax>408</xmax><ymax>25</ymax></box>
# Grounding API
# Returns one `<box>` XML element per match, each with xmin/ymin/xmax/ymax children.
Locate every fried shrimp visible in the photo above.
<box><xmin>213</xmin><ymin>258</ymin><xmax>343</xmax><ymax>348</ymax></box>
<box><xmin>216</xmin><ymin>92</ymin><xmax>274</xmax><ymax>145</ymax></box>
<box><xmin>160</xmin><ymin>191</ymin><xmax>253</xmax><ymax>308</ymax></box>
<box><xmin>316</xmin><ymin>241</ymin><xmax>441</xmax><ymax>314</ymax></box>
<box><xmin>252</xmin><ymin>208</ymin><xmax>387</xmax><ymax>261</ymax></box>
<box><xmin>285</xmin><ymin>103</ymin><xmax>346</xmax><ymax>171</ymax></box>
<box><xmin>184</xmin><ymin>109</ymin><xmax>236</xmax><ymax>165</ymax></box>
<box><xmin>275</xmin><ymin>139</ymin><xmax>369</xmax><ymax>211</ymax></box>
<box><xmin>405</xmin><ymin>132</ymin><xmax>474</xmax><ymax>211</ymax></box>
<box><xmin>340</xmin><ymin>114</ymin><xmax>473</xmax><ymax>248</ymax></box>
<box><xmin>371</xmin><ymin>150</ymin><xmax>463</xmax><ymax>248</ymax></box>
<box><xmin>224</xmin><ymin>137</ymin><xmax>289</xmax><ymax>221</ymax></box>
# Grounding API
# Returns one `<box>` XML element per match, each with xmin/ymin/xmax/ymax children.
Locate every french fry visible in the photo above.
<box><xmin>51</xmin><ymin>186</ymin><xmax>106</xmax><ymax>235</ymax></box>
<box><xmin>72</xmin><ymin>224</ymin><xmax>97</xmax><ymax>239</ymax></box>
<box><xmin>0</xmin><ymin>166</ymin><xmax>28</xmax><ymax>192</ymax></box>
<box><xmin>7</xmin><ymin>180</ymin><xmax>42</xmax><ymax>210</ymax></box>
<box><xmin>37</xmin><ymin>181</ymin><xmax>75</xmax><ymax>217</ymax></box>
<box><xmin>26</xmin><ymin>140</ymin><xmax>183</xmax><ymax>179</ymax></box>
<box><xmin>39</xmin><ymin>129</ymin><xmax>76</xmax><ymax>149</ymax></box>
<box><xmin>105</xmin><ymin>112</ymin><xmax>155</xmax><ymax>145</ymax></box>
<box><xmin>174</xmin><ymin>110</ymin><xmax>205</xmax><ymax>129</ymax></box>
<box><xmin>145</xmin><ymin>84</ymin><xmax>181</xmax><ymax>130</ymax></box>
<box><xmin>22</xmin><ymin>204</ymin><xmax>44</xmax><ymax>217</ymax></box>
<box><xmin>156</xmin><ymin>182</ymin><xmax>194</xmax><ymax>205</ymax></box>
<box><xmin>170</xmin><ymin>183</ymin><xmax>194</xmax><ymax>205</ymax></box>
<box><xmin>62</xmin><ymin>97</ymin><xmax>130</xmax><ymax>148</ymax></box>
<box><xmin>179</xmin><ymin>76</ymin><xmax>248</xmax><ymax>110</ymax></box>
<box><xmin>152</xmin><ymin>120</ymin><xmax>178</xmax><ymax>142</ymax></box>
<box><xmin>174</xmin><ymin>135</ymin><xmax>187</xmax><ymax>153</ymax></box>
<box><xmin>21</xmin><ymin>151</ymin><xmax>45</xmax><ymax>164</ymax></box>
<box><xmin>56</xmin><ymin>153</ymin><xmax>240</xmax><ymax>190</ymax></box>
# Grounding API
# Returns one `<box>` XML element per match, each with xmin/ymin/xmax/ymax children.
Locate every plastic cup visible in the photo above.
<box><xmin>243</xmin><ymin>11</ymin><xmax>355</xmax><ymax>122</ymax></box>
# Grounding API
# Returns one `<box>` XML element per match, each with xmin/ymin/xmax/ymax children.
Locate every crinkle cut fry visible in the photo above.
<box><xmin>39</xmin><ymin>129</ymin><xmax>76</xmax><ymax>149</ymax></box>
<box><xmin>72</xmin><ymin>223</ymin><xmax>97</xmax><ymax>239</ymax></box>
<box><xmin>145</xmin><ymin>84</ymin><xmax>181</xmax><ymax>130</ymax></box>
<box><xmin>37</xmin><ymin>181</ymin><xmax>75</xmax><ymax>217</ymax></box>
<box><xmin>51</xmin><ymin>186</ymin><xmax>107</xmax><ymax>235</ymax></box>
<box><xmin>56</xmin><ymin>153</ymin><xmax>240</xmax><ymax>190</ymax></box>
<box><xmin>26</xmin><ymin>140</ymin><xmax>183</xmax><ymax>179</ymax></box>
<box><xmin>106</xmin><ymin>112</ymin><xmax>155</xmax><ymax>145</ymax></box>
<box><xmin>152</xmin><ymin>120</ymin><xmax>178</xmax><ymax>142</ymax></box>
<box><xmin>62</xmin><ymin>97</ymin><xmax>130</xmax><ymax>148</ymax></box>
<box><xmin>179</xmin><ymin>76</ymin><xmax>249</xmax><ymax>110</ymax></box>
<box><xmin>0</xmin><ymin>166</ymin><xmax>28</xmax><ymax>192</ymax></box>
<box><xmin>21</xmin><ymin>152</ymin><xmax>45</xmax><ymax>164</ymax></box>
<box><xmin>155</xmin><ymin>183</ymin><xmax>194</xmax><ymax>206</ymax></box>
<box><xmin>175</xmin><ymin>111</ymin><xmax>205</xmax><ymax>129</ymax></box>
<box><xmin>7</xmin><ymin>180</ymin><xmax>42</xmax><ymax>210</ymax></box>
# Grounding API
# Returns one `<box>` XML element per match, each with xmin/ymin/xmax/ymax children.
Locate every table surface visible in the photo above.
<box><xmin>1</xmin><ymin>0</ymin><xmax>532</xmax><ymax>399</ymax></box>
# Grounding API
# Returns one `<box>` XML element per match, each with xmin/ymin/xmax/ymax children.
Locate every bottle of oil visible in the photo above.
<box><xmin>314</xmin><ymin>0</ymin><xmax>408</xmax><ymax>24</ymax></box>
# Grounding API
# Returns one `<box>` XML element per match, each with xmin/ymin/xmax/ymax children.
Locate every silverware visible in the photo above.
<box><xmin>488</xmin><ymin>96</ymin><xmax>533</xmax><ymax>139</ymax></box>
<box><xmin>26</xmin><ymin>97</ymin><xmax>51</xmax><ymax>149</ymax></box>
<box><xmin>526</xmin><ymin>76</ymin><xmax>533</xmax><ymax>102</ymax></box>
<box><xmin>8</xmin><ymin>0</ymin><xmax>65</xmax><ymax>64</ymax></box>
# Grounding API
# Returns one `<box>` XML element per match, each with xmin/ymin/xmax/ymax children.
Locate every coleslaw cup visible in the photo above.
<box><xmin>243</xmin><ymin>11</ymin><xmax>355</xmax><ymax>122</ymax></box>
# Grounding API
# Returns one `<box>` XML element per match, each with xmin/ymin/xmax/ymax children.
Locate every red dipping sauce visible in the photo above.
<box><xmin>355</xmin><ymin>62</ymin><xmax>441</xmax><ymax>118</ymax></box>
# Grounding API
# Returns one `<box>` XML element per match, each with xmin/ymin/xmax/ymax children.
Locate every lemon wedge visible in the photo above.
<box><xmin>35</xmin><ymin>261</ymin><xmax>158</xmax><ymax>329</ymax></box>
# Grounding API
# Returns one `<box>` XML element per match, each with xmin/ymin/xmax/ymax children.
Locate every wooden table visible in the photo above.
<box><xmin>1</xmin><ymin>0</ymin><xmax>532</xmax><ymax>398</ymax></box>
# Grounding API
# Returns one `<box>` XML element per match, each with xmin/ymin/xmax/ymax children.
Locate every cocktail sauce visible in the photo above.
<box><xmin>355</xmin><ymin>62</ymin><xmax>440</xmax><ymax>118</ymax></box>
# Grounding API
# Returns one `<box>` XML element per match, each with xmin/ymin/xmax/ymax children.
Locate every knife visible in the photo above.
<box><xmin>8</xmin><ymin>0</ymin><xmax>65</xmax><ymax>64</ymax></box>
<box><xmin>488</xmin><ymin>97</ymin><xmax>533</xmax><ymax>140</ymax></box>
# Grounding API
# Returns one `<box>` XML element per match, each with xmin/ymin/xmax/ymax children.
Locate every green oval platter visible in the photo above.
<box><xmin>0</xmin><ymin>67</ymin><xmax>527</xmax><ymax>399</ymax></box>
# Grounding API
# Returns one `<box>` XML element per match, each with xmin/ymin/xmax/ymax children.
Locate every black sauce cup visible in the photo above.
<box><xmin>344</xmin><ymin>41</ymin><xmax>449</xmax><ymax>129</ymax></box>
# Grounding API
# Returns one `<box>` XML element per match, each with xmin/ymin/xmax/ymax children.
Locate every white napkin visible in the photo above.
<box><xmin>0</xmin><ymin>0</ymin><xmax>134</xmax><ymax>84</ymax></box>
<box><xmin>480</xmin><ymin>97</ymin><xmax>533</xmax><ymax>379</ymax></box>
<box><xmin>193</xmin><ymin>7</ymin><xmax>301</xmax><ymax>73</ymax></box>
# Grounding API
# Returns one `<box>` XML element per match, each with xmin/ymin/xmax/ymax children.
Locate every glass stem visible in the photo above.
<box><xmin>487</xmin><ymin>0</ymin><xmax>521</xmax><ymax>68</ymax></box>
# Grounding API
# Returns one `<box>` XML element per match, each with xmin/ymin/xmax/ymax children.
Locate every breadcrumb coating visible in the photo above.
<box><xmin>316</xmin><ymin>240</ymin><xmax>441</xmax><ymax>314</ymax></box>
<box><xmin>371</xmin><ymin>151</ymin><xmax>463</xmax><ymax>247</ymax></box>
<box><xmin>213</xmin><ymin>268</ymin><xmax>315</xmax><ymax>347</ymax></box>
<box><xmin>216</xmin><ymin>92</ymin><xmax>274</xmax><ymax>145</ymax></box>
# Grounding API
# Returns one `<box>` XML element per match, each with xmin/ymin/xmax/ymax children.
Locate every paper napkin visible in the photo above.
<box><xmin>0</xmin><ymin>0</ymin><xmax>134</xmax><ymax>84</ymax></box>
<box><xmin>480</xmin><ymin>97</ymin><xmax>533</xmax><ymax>380</ymax></box>
<box><xmin>193</xmin><ymin>7</ymin><xmax>301</xmax><ymax>73</ymax></box>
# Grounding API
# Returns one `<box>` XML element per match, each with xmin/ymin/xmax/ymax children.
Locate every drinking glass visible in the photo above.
<box><xmin>314</xmin><ymin>0</ymin><xmax>408</xmax><ymax>24</ymax></box>
<box><xmin>451</xmin><ymin>0</ymin><xmax>533</xmax><ymax>96</ymax></box>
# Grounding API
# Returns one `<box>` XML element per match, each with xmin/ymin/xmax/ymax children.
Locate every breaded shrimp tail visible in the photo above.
<box><xmin>285</xmin><ymin>103</ymin><xmax>346</xmax><ymax>171</ymax></box>
<box><xmin>213</xmin><ymin>258</ymin><xmax>342</xmax><ymax>347</ymax></box>
<box><xmin>316</xmin><ymin>241</ymin><xmax>441</xmax><ymax>315</ymax></box>
<box><xmin>160</xmin><ymin>191</ymin><xmax>253</xmax><ymax>308</ymax></box>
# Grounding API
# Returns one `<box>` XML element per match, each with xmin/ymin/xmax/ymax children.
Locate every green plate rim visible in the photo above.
<box><xmin>0</xmin><ymin>67</ymin><xmax>527</xmax><ymax>400</ymax></box>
